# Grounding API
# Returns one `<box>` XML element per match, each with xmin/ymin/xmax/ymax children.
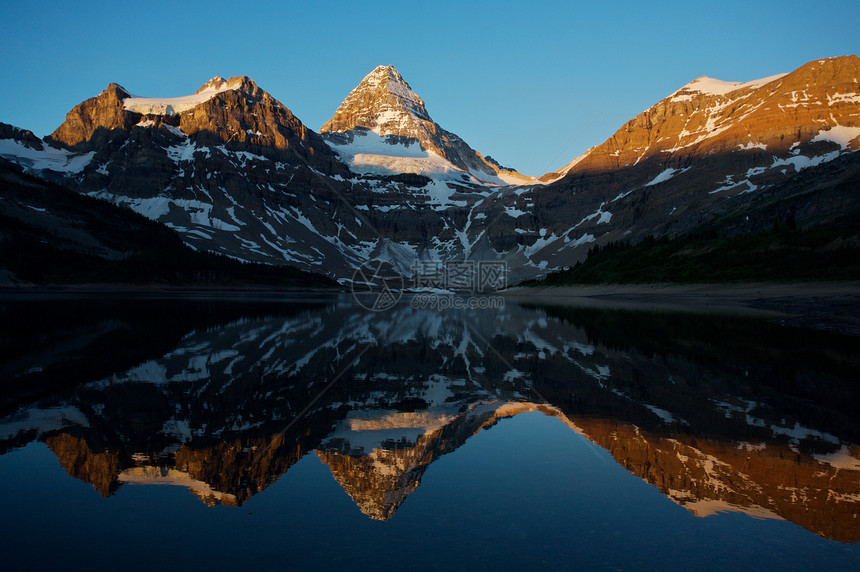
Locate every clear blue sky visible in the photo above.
<box><xmin>1</xmin><ymin>0</ymin><xmax>858</xmax><ymax>176</ymax></box>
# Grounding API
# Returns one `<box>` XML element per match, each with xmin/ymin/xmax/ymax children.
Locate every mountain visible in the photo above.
<box><xmin>320</xmin><ymin>65</ymin><xmax>530</xmax><ymax>186</ymax></box>
<box><xmin>1</xmin><ymin>57</ymin><xmax>858</xmax><ymax>283</ymax></box>
<box><xmin>0</xmin><ymin>76</ymin><xmax>384</xmax><ymax>279</ymax></box>
<box><xmin>469</xmin><ymin>56</ymin><xmax>860</xmax><ymax>277</ymax></box>
<box><xmin>0</xmin><ymin>158</ymin><xmax>336</xmax><ymax>287</ymax></box>
<box><xmin>0</xmin><ymin>72</ymin><xmax>515</xmax><ymax>281</ymax></box>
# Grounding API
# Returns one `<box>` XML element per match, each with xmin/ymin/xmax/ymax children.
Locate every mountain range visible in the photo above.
<box><xmin>1</xmin><ymin>56</ymin><xmax>858</xmax><ymax>284</ymax></box>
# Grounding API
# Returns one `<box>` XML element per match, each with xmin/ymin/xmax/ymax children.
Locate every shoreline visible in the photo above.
<box><xmin>504</xmin><ymin>281</ymin><xmax>860</xmax><ymax>337</ymax></box>
<box><xmin>0</xmin><ymin>283</ymin><xmax>343</xmax><ymax>295</ymax></box>
<box><xmin>1</xmin><ymin>281</ymin><xmax>858</xmax><ymax>336</ymax></box>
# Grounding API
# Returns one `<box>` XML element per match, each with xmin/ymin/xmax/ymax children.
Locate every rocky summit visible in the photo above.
<box><xmin>0</xmin><ymin>56</ymin><xmax>858</xmax><ymax>284</ymax></box>
<box><xmin>320</xmin><ymin>64</ymin><xmax>529</xmax><ymax>186</ymax></box>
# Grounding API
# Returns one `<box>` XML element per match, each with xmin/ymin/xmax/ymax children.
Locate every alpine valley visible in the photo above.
<box><xmin>1</xmin><ymin>56</ymin><xmax>859</xmax><ymax>285</ymax></box>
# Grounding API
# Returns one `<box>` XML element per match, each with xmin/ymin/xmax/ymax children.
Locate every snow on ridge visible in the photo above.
<box><xmin>351</xmin><ymin>151</ymin><xmax>463</xmax><ymax>179</ymax></box>
<box><xmin>671</xmin><ymin>73</ymin><xmax>788</xmax><ymax>100</ymax></box>
<box><xmin>495</xmin><ymin>170</ymin><xmax>534</xmax><ymax>185</ymax></box>
<box><xmin>123</xmin><ymin>78</ymin><xmax>242</xmax><ymax>115</ymax></box>
<box><xmin>680</xmin><ymin>498</ymin><xmax>786</xmax><ymax>521</ymax></box>
<box><xmin>118</xmin><ymin>466</ymin><xmax>238</xmax><ymax>504</ymax></box>
<box><xmin>326</xmin><ymin>129</ymin><xmax>428</xmax><ymax>160</ymax></box>
<box><xmin>0</xmin><ymin>406</ymin><xmax>89</xmax><ymax>440</ymax></box>
<box><xmin>812</xmin><ymin>446</ymin><xmax>860</xmax><ymax>471</ymax></box>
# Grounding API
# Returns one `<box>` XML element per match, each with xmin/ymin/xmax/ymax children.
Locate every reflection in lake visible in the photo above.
<box><xmin>1</xmin><ymin>293</ymin><xmax>858</xmax><ymax>569</ymax></box>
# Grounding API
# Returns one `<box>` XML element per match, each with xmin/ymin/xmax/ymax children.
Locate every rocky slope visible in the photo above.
<box><xmin>0</xmin><ymin>160</ymin><xmax>336</xmax><ymax>288</ymax></box>
<box><xmin>1</xmin><ymin>57</ymin><xmax>857</xmax><ymax>283</ymax></box>
<box><xmin>471</xmin><ymin>56</ymin><xmax>860</xmax><ymax>278</ymax></box>
<box><xmin>1</xmin><ymin>77</ymin><xmax>373</xmax><ymax>279</ymax></box>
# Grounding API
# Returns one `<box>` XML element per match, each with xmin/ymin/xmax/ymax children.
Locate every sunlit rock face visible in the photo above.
<box><xmin>544</xmin><ymin>57</ymin><xmax>860</xmax><ymax>183</ymax></box>
<box><xmin>1</xmin><ymin>75</ymin><xmax>366</xmax><ymax>278</ymax></box>
<box><xmin>1</xmin><ymin>298</ymin><xmax>858</xmax><ymax>540</ymax></box>
<box><xmin>47</xmin><ymin>76</ymin><xmax>344</xmax><ymax>170</ymax></box>
<box><xmin>45</xmin><ymin>433</ymin><xmax>122</xmax><ymax>497</ymax></box>
<box><xmin>320</xmin><ymin>65</ymin><xmax>527</xmax><ymax>185</ymax></box>
<box><xmin>495</xmin><ymin>55</ymin><xmax>860</xmax><ymax>277</ymax></box>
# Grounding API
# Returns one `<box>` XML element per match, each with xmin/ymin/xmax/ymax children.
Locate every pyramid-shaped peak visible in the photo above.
<box><xmin>320</xmin><ymin>65</ymin><xmax>525</xmax><ymax>183</ymax></box>
<box><xmin>365</xmin><ymin>65</ymin><xmax>406</xmax><ymax>82</ymax></box>
<box><xmin>358</xmin><ymin>65</ymin><xmax>420</xmax><ymax>100</ymax></box>
<box><xmin>321</xmin><ymin>65</ymin><xmax>431</xmax><ymax>134</ymax></box>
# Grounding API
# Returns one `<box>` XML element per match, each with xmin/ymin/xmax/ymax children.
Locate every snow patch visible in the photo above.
<box><xmin>645</xmin><ymin>167</ymin><xmax>686</xmax><ymax>187</ymax></box>
<box><xmin>0</xmin><ymin>139</ymin><xmax>95</xmax><ymax>174</ymax></box>
<box><xmin>811</xmin><ymin>125</ymin><xmax>860</xmax><ymax>150</ymax></box>
<box><xmin>505</xmin><ymin>205</ymin><xmax>528</xmax><ymax>219</ymax></box>
<box><xmin>574</xmin><ymin>203</ymin><xmax>612</xmax><ymax>228</ymax></box>
<box><xmin>0</xmin><ymin>406</ymin><xmax>89</xmax><ymax>440</ymax></box>
<box><xmin>813</xmin><ymin>446</ymin><xmax>860</xmax><ymax>471</ymax></box>
<box><xmin>737</xmin><ymin>142</ymin><xmax>767</xmax><ymax>151</ymax></box>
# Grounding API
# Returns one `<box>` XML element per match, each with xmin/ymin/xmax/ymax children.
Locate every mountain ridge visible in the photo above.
<box><xmin>0</xmin><ymin>56</ymin><xmax>857</xmax><ymax>283</ymax></box>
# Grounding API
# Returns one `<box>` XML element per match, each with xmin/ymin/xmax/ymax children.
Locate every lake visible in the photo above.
<box><xmin>1</xmin><ymin>292</ymin><xmax>858</xmax><ymax>570</ymax></box>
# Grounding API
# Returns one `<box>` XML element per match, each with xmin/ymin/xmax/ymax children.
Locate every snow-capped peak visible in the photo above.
<box><xmin>320</xmin><ymin>65</ymin><xmax>526</xmax><ymax>185</ymax></box>
<box><xmin>122</xmin><ymin>76</ymin><xmax>243</xmax><ymax>116</ymax></box>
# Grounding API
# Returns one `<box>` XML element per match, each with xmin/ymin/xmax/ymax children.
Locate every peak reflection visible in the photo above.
<box><xmin>1</xmin><ymin>294</ymin><xmax>858</xmax><ymax>542</ymax></box>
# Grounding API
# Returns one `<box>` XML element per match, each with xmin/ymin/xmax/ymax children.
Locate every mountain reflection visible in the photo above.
<box><xmin>1</xmin><ymin>294</ymin><xmax>858</xmax><ymax>542</ymax></box>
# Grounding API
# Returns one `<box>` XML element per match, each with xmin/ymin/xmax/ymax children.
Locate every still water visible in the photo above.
<box><xmin>0</xmin><ymin>292</ymin><xmax>858</xmax><ymax>570</ymax></box>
